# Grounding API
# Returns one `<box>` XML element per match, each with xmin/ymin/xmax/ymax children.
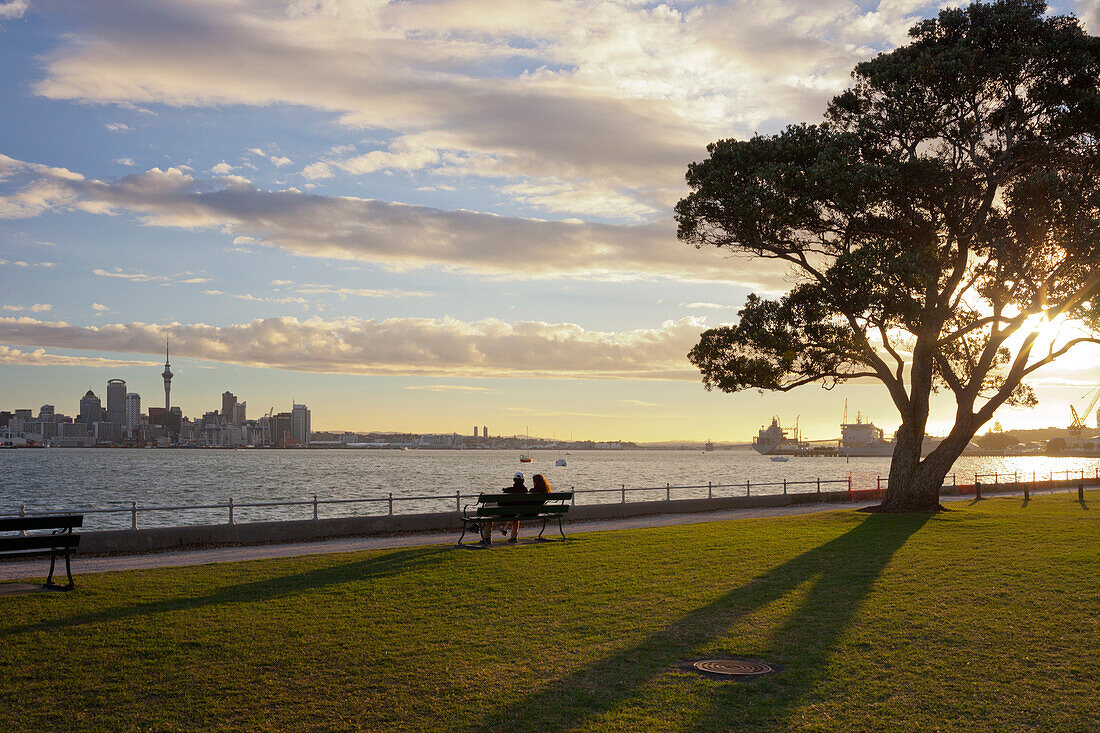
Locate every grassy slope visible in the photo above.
<box><xmin>1</xmin><ymin>493</ymin><xmax>1097</xmax><ymax>732</ymax></box>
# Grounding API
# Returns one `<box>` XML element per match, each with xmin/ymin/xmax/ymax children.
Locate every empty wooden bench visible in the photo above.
<box><xmin>457</xmin><ymin>492</ymin><xmax>572</xmax><ymax>546</ymax></box>
<box><xmin>0</xmin><ymin>515</ymin><xmax>83</xmax><ymax>589</ymax></box>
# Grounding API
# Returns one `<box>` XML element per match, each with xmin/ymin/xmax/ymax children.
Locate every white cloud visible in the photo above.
<box><xmin>0</xmin><ymin>344</ymin><xmax>159</xmax><ymax>368</ymax></box>
<box><xmin>403</xmin><ymin>384</ymin><xmax>497</xmax><ymax>393</ymax></box>
<box><xmin>211</xmin><ymin>162</ymin><xmax>234</xmax><ymax>175</ymax></box>
<box><xmin>114</xmin><ymin>157</ymin><xmax>135</xmax><ymax>166</ymax></box>
<box><xmin>0</xmin><ymin>156</ymin><xmax>786</xmax><ymax>287</ymax></box>
<box><xmin>201</xmin><ymin>289</ymin><xmax>309</xmax><ymax>305</ymax></box>
<box><xmin>269</xmin><ymin>155</ymin><xmax>293</xmax><ymax>167</ymax></box>
<box><xmin>0</xmin><ymin>259</ymin><xmax>53</xmax><ymax>268</ymax></box>
<box><xmin>680</xmin><ymin>302</ymin><xmax>737</xmax><ymax>309</ymax></box>
<box><xmin>0</xmin><ymin>1</ymin><xmax>29</xmax><ymax>22</ymax></box>
<box><xmin>25</xmin><ymin>0</ymin><xmax>922</xmax><ymax>216</ymax></box>
<box><xmin>91</xmin><ymin>267</ymin><xmax>209</xmax><ymax>285</ymax></box>
<box><xmin>91</xmin><ymin>303</ymin><xmax>110</xmax><ymax>311</ymax></box>
<box><xmin>294</xmin><ymin>284</ymin><xmax>433</xmax><ymax>299</ymax></box>
<box><xmin>92</xmin><ymin>268</ymin><xmax>169</xmax><ymax>282</ymax></box>
<box><xmin>1</xmin><ymin>303</ymin><xmax>51</xmax><ymax>312</ymax></box>
<box><xmin>105</xmin><ymin>122</ymin><xmax>133</xmax><ymax>133</ymax></box>
<box><xmin>0</xmin><ymin>314</ymin><xmax>707</xmax><ymax>380</ymax></box>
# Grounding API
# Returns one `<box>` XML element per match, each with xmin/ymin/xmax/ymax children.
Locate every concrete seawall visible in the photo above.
<box><xmin>79</xmin><ymin>490</ymin><xmax>853</xmax><ymax>553</ymax></box>
<box><xmin>77</xmin><ymin>479</ymin><xmax>1100</xmax><ymax>554</ymax></box>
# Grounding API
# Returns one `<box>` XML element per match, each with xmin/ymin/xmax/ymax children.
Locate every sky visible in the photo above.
<box><xmin>1</xmin><ymin>0</ymin><xmax>1098</xmax><ymax>442</ymax></box>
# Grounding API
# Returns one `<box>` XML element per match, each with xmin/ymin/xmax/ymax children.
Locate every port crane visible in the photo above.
<box><xmin>1069</xmin><ymin>386</ymin><xmax>1100</xmax><ymax>437</ymax></box>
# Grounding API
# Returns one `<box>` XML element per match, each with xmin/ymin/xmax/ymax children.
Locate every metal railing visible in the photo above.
<box><xmin>2</xmin><ymin>477</ymin><xmax>855</xmax><ymax>530</ymax></box>
<box><xmin>10</xmin><ymin>468</ymin><xmax>1096</xmax><ymax>530</ymax></box>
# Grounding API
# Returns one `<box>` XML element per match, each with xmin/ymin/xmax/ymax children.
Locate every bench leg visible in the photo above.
<box><xmin>538</xmin><ymin>518</ymin><xmax>548</xmax><ymax>540</ymax></box>
<box><xmin>45</xmin><ymin>552</ymin><xmax>56</xmax><ymax>588</ymax></box>
<box><xmin>456</xmin><ymin>522</ymin><xmax>469</xmax><ymax>547</ymax></box>
<box><xmin>558</xmin><ymin>515</ymin><xmax>567</xmax><ymax>541</ymax></box>
<box><xmin>64</xmin><ymin>550</ymin><xmax>75</xmax><ymax>589</ymax></box>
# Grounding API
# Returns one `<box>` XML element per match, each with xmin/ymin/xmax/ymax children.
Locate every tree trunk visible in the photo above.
<box><xmin>880</xmin><ymin>420</ymin><xmax>978</xmax><ymax>512</ymax></box>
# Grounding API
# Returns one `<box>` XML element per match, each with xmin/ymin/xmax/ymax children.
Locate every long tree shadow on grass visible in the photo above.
<box><xmin>3</xmin><ymin>546</ymin><xmax>450</xmax><ymax>637</ymax></box>
<box><xmin>474</xmin><ymin>512</ymin><xmax>930</xmax><ymax>733</ymax></box>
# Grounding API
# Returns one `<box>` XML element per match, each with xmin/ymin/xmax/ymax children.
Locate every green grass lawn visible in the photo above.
<box><xmin>1</xmin><ymin>492</ymin><xmax>1097</xmax><ymax>732</ymax></box>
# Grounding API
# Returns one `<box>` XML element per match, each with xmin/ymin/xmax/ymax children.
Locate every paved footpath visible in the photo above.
<box><xmin>0</xmin><ymin>490</ymin><xmax>1049</xmax><ymax>582</ymax></box>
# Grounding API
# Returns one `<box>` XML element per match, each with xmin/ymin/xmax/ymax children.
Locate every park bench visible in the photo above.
<box><xmin>457</xmin><ymin>492</ymin><xmax>572</xmax><ymax>547</ymax></box>
<box><xmin>0</xmin><ymin>515</ymin><xmax>83</xmax><ymax>590</ymax></box>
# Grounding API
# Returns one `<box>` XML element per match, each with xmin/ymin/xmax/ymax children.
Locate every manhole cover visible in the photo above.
<box><xmin>691</xmin><ymin>659</ymin><xmax>774</xmax><ymax>678</ymax></box>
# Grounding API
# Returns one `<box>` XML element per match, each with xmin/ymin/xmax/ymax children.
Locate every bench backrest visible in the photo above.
<box><xmin>0</xmin><ymin>515</ymin><xmax>84</xmax><ymax>533</ymax></box>
<box><xmin>474</xmin><ymin>492</ymin><xmax>572</xmax><ymax>518</ymax></box>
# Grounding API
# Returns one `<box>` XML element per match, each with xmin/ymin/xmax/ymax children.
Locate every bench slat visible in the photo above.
<box><xmin>476</xmin><ymin>507</ymin><xmax>568</xmax><ymax>518</ymax></box>
<box><xmin>0</xmin><ymin>515</ymin><xmax>84</xmax><ymax>532</ymax></box>
<box><xmin>0</xmin><ymin>535</ymin><xmax>80</xmax><ymax>553</ymax></box>
<box><xmin>476</xmin><ymin>492</ymin><xmax>571</xmax><ymax>502</ymax></box>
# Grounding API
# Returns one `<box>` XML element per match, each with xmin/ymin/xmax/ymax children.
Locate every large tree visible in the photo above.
<box><xmin>676</xmin><ymin>0</ymin><xmax>1100</xmax><ymax>511</ymax></box>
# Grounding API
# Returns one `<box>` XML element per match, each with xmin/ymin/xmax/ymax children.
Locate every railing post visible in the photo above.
<box><xmin>19</xmin><ymin>504</ymin><xmax>26</xmax><ymax>536</ymax></box>
<box><xmin>816</xmin><ymin>478</ymin><xmax>820</xmax><ymax>495</ymax></box>
<box><xmin>456</xmin><ymin>491</ymin><xmax>461</xmax><ymax>512</ymax></box>
<box><xmin>708</xmin><ymin>481</ymin><xmax>712</xmax><ymax>499</ymax></box>
<box><xmin>313</xmin><ymin>494</ymin><xmax>319</xmax><ymax>521</ymax></box>
<box><xmin>388</xmin><ymin>492</ymin><xmax>394</xmax><ymax>516</ymax></box>
<box><xmin>975</xmin><ymin>481</ymin><xmax>982</xmax><ymax>501</ymax></box>
<box><xmin>131</xmin><ymin>501</ymin><xmax>137</xmax><ymax>530</ymax></box>
<box><xmin>783</xmin><ymin>479</ymin><xmax>787</xmax><ymax>495</ymax></box>
<box><xmin>746</xmin><ymin>480</ymin><xmax>750</xmax><ymax>497</ymax></box>
<box><xmin>666</xmin><ymin>483</ymin><xmax>671</xmax><ymax>502</ymax></box>
<box><xmin>621</xmin><ymin>484</ymin><xmax>626</xmax><ymax>504</ymax></box>
<box><xmin>571</xmin><ymin>486</ymin><xmax>575</xmax><ymax>506</ymax></box>
<box><xmin>229</xmin><ymin>497</ymin><xmax>235</xmax><ymax>525</ymax></box>
<box><xmin>952</xmin><ymin>474</ymin><xmax>956</xmax><ymax>490</ymax></box>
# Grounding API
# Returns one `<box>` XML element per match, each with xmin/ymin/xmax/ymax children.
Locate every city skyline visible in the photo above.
<box><xmin>2</xmin><ymin>1</ymin><xmax>1099</xmax><ymax>442</ymax></box>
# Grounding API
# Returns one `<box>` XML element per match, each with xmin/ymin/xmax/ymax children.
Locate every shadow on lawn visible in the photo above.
<box><xmin>473</xmin><ymin>512</ymin><xmax>930</xmax><ymax>733</ymax></box>
<box><xmin>4</xmin><ymin>546</ymin><xmax>449</xmax><ymax>636</ymax></box>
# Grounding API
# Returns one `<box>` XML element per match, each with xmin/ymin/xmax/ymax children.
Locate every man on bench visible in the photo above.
<box><xmin>480</xmin><ymin>472</ymin><xmax>530</xmax><ymax>545</ymax></box>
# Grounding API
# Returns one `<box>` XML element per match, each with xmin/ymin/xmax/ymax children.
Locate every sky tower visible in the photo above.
<box><xmin>162</xmin><ymin>336</ymin><xmax>173</xmax><ymax>410</ymax></box>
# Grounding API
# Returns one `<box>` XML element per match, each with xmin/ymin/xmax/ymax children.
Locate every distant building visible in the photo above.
<box><xmin>483</xmin><ymin>425</ymin><xmax>488</xmax><ymax>439</ymax></box>
<box><xmin>231</xmin><ymin>401</ymin><xmax>246</xmax><ymax>427</ymax></box>
<box><xmin>38</xmin><ymin>404</ymin><xmax>55</xmax><ymax>421</ymax></box>
<box><xmin>106</xmin><ymin>379</ymin><xmax>126</xmax><ymax>425</ymax></box>
<box><xmin>474</xmin><ymin>426</ymin><xmax>479</xmax><ymax>438</ymax></box>
<box><xmin>221</xmin><ymin>391</ymin><xmax>237</xmax><ymax>420</ymax></box>
<box><xmin>148</xmin><ymin>406</ymin><xmax>166</xmax><ymax>427</ymax></box>
<box><xmin>125</xmin><ymin>393</ymin><xmax>141</xmax><ymax>434</ymax></box>
<box><xmin>274</xmin><ymin>412</ymin><xmax>292</xmax><ymax>447</ymax></box>
<box><xmin>291</xmin><ymin>403</ymin><xmax>311</xmax><ymax>445</ymax></box>
<box><xmin>78</xmin><ymin>390</ymin><xmax>101</xmax><ymax>427</ymax></box>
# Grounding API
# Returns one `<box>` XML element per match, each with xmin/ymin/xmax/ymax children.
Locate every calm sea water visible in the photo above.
<box><xmin>3</xmin><ymin>448</ymin><xmax>1098</xmax><ymax>530</ymax></box>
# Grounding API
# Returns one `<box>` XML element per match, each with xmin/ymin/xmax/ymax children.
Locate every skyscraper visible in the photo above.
<box><xmin>291</xmin><ymin>403</ymin><xmax>311</xmax><ymax>446</ymax></box>
<box><xmin>474</xmin><ymin>426</ymin><xmax>479</xmax><ymax>438</ymax></box>
<box><xmin>78</xmin><ymin>390</ymin><xmax>101</xmax><ymax>427</ymax></box>
<box><xmin>483</xmin><ymin>426</ymin><xmax>488</xmax><ymax>440</ymax></box>
<box><xmin>162</xmin><ymin>336</ymin><xmax>173</xmax><ymax>410</ymax></box>
<box><xmin>221</xmin><ymin>391</ymin><xmax>236</xmax><ymax>420</ymax></box>
<box><xmin>106</xmin><ymin>379</ymin><xmax>126</xmax><ymax>425</ymax></box>
<box><xmin>125</xmin><ymin>392</ymin><xmax>141</xmax><ymax>434</ymax></box>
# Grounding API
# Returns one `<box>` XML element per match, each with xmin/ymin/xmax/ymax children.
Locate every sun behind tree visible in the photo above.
<box><xmin>676</xmin><ymin>0</ymin><xmax>1100</xmax><ymax>512</ymax></box>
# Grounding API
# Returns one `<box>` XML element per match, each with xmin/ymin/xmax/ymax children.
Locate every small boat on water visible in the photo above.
<box><xmin>555</xmin><ymin>458</ymin><xmax>567</xmax><ymax>467</ymax></box>
<box><xmin>520</xmin><ymin>454</ymin><xmax>533</xmax><ymax>463</ymax></box>
<box><xmin>770</xmin><ymin>456</ymin><xmax>790</xmax><ymax>462</ymax></box>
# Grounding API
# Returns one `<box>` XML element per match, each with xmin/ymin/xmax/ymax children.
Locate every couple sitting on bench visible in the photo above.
<box><xmin>478</xmin><ymin>472</ymin><xmax>550</xmax><ymax>545</ymax></box>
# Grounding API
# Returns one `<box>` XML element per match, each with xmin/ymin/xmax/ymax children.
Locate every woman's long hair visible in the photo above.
<box><xmin>532</xmin><ymin>474</ymin><xmax>551</xmax><ymax>493</ymax></box>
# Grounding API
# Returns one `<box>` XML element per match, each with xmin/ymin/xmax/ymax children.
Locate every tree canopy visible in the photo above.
<box><xmin>676</xmin><ymin>0</ymin><xmax>1100</xmax><ymax>511</ymax></box>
